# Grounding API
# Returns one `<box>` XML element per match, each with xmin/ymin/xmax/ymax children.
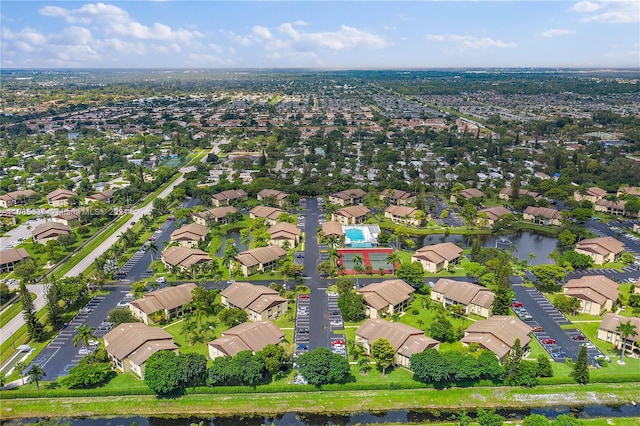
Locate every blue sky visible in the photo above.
<box><xmin>1</xmin><ymin>1</ymin><xmax>639</xmax><ymax>69</ymax></box>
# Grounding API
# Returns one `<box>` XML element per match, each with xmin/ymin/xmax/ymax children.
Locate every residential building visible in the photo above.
<box><xmin>355</xmin><ymin>319</ymin><xmax>439</xmax><ymax>368</ymax></box>
<box><xmin>211</xmin><ymin>189</ymin><xmax>248</xmax><ymax>207</ymax></box>
<box><xmin>596</xmin><ymin>313</ymin><xmax>640</xmax><ymax>356</ymax></box>
<box><xmin>357</xmin><ymin>279</ymin><xmax>415</xmax><ymax>319</ymax></box>
<box><xmin>0</xmin><ymin>248</ymin><xmax>30</xmax><ymax>273</ymax></box>
<box><xmin>85</xmin><ymin>189</ymin><xmax>114</xmax><ymax>204</ymax></box>
<box><xmin>575</xmin><ymin>236</ymin><xmax>625</xmax><ymax>265</ymax></box>
<box><xmin>450</xmin><ymin>188</ymin><xmax>484</xmax><ymax>204</ymax></box>
<box><xmin>0</xmin><ymin>211</ymin><xmax>17</xmax><ymax>226</ymax></box>
<box><xmin>191</xmin><ymin>206</ymin><xmax>237</xmax><ymax>226</ymax></box>
<box><xmin>208</xmin><ymin>321</ymin><xmax>285</xmax><ymax>359</ymax></box>
<box><xmin>380</xmin><ymin>189</ymin><xmax>416</xmax><ymax>206</ymax></box>
<box><xmin>47</xmin><ymin>189</ymin><xmax>78</xmax><ymax>207</ymax></box>
<box><xmin>476</xmin><ymin>206</ymin><xmax>512</xmax><ymax>227</ymax></box>
<box><xmin>235</xmin><ymin>246</ymin><xmax>287</xmax><ymax>276</ymax></box>
<box><xmin>499</xmin><ymin>188</ymin><xmax>540</xmax><ymax>201</ymax></box>
<box><xmin>617</xmin><ymin>186</ymin><xmax>640</xmax><ymax>198</ymax></box>
<box><xmin>0</xmin><ymin>190</ymin><xmax>38</xmax><ymax>208</ymax></box>
<box><xmin>594</xmin><ymin>199</ymin><xmax>639</xmax><ymax>218</ymax></box>
<box><xmin>563</xmin><ymin>275</ymin><xmax>619</xmax><ymax>315</ymax></box>
<box><xmin>522</xmin><ymin>206</ymin><xmax>562</xmax><ymax>226</ymax></box>
<box><xmin>249</xmin><ymin>205</ymin><xmax>284</xmax><ymax>226</ymax></box>
<box><xmin>267</xmin><ymin>222</ymin><xmax>302</xmax><ymax>248</ymax></box>
<box><xmin>129</xmin><ymin>283</ymin><xmax>197</xmax><ymax>325</ymax></box>
<box><xmin>329</xmin><ymin>189</ymin><xmax>367</xmax><ymax>206</ymax></box>
<box><xmin>51</xmin><ymin>211</ymin><xmax>80</xmax><ymax>227</ymax></box>
<box><xmin>220</xmin><ymin>281</ymin><xmax>288</xmax><ymax>321</ymax></box>
<box><xmin>431</xmin><ymin>279</ymin><xmax>495</xmax><ymax>318</ymax></box>
<box><xmin>170</xmin><ymin>223</ymin><xmax>209</xmax><ymax>248</ymax></box>
<box><xmin>331</xmin><ymin>205</ymin><xmax>371</xmax><ymax>225</ymax></box>
<box><xmin>321</xmin><ymin>220</ymin><xmax>344</xmax><ymax>239</ymax></box>
<box><xmin>411</xmin><ymin>242</ymin><xmax>463</xmax><ymax>273</ymax></box>
<box><xmin>161</xmin><ymin>246</ymin><xmax>212</xmax><ymax>272</ymax></box>
<box><xmin>257</xmin><ymin>189</ymin><xmax>289</xmax><ymax>207</ymax></box>
<box><xmin>384</xmin><ymin>205</ymin><xmax>423</xmax><ymax>227</ymax></box>
<box><xmin>103</xmin><ymin>322</ymin><xmax>178</xmax><ymax>378</ymax></box>
<box><xmin>573</xmin><ymin>186</ymin><xmax>607</xmax><ymax>203</ymax></box>
<box><xmin>461</xmin><ymin>316</ymin><xmax>533</xmax><ymax>363</ymax></box>
<box><xmin>31</xmin><ymin>222</ymin><xmax>72</xmax><ymax>244</ymax></box>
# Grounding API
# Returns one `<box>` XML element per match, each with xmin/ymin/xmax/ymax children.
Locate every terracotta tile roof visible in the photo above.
<box><xmin>211</xmin><ymin>189</ymin><xmax>247</xmax><ymax>201</ymax></box>
<box><xmin>221</xmin><ymin>281</ymin><xmax>284</xmax><ymax>311</ymax></box>
<box><xmin>257</xmin><ymin>189</ymin><xmax>288</xmax><ymax>200</ymax></box>
<box><xmin>31</xmin><ymin>222</ymin><xmax>71</xmax><ymax>240</ymax></box>
<box><xmin>322</xmin><ymin>221</ymin><xmax>344</xmax><ymax>236</ymax></box>
<box><xmin>104</xmin><ymin>322</ymin><xmax>176</xmax><ymax>362</ymax></box>
<box><xmin>129</xmin><ymin>283</ymin><xmax>197</xmax><ymax>314</ymax></box>
<box><xmin>413</xmin><ymin>242</ymin><xmax>463</xmax><ymax>263</ymax></box>
<box><xmin>170</xmin><ymin>223</ymin><xmax>209</xmax><ymax>242</ymax></box>
<box><xmin>576</xmin><ymin>237</ymin><xmax>624</xmax><ymax>256</ymax></box>
<box><xmin>235</xmin><ymin>246</ymin><xmax>287</xmax><ymax>268</ymax></box>
<box><xmin>192</xmin><ymin>206</ymin><xmax>237</xmax><ymax>220</ymax></box>
<box><xmin>330</xmin><ymin>188</ymin><xmax>367</xmax><ymax>200</ymax></box>
<box><xmin>358</xmin><ymin>279</ymin><xmax>415</xmax><ymax>308</ymax></box>
<box><xmin>161</xmin><ymin>246</ymin><xmax>212</xmax><ymax>268</ymax></box>
<box><xmin>432</xmin><ymin>279</ymin><xmax>495</xmax><ymax>308</ymax></box>
<box><xmin>334</xmin><ymin>205</ymin><xmax>371</xmax><ymax>218</ymax></box>
<box><xmin>356</xmin><ymin>318</ymin><xmax>438</xmax><ymax>355</ymax></box>
<box><xmin>250</xmin><ymin>205</ymin><xmax>284</xmax><ymax>220</ymax></box>
<box><xmin>564</xmin><ymin>275</ymin><xmax>619</xmax><ymax>305</ymax></box>
<box><xmin>208</xmin><ymin>321</ymin><xmax>284</xmax><ymax>356</ymax></box>
<box><xmin>478</xmin><ymin>206</ymin><xmax>512</xmax><ymax>221</ymax></box>
<box><xmin>523</xmin><ymin>206</ymin><xmax>561</xmax><ymax>220</ymax></box>
<box><xmin>385</xmin><ymin>205</ymin><xmax>418</xmax><ymax>217</ymax></box>
<box><xmin>0</xmin><ymin>248</ymin><xmax>30</xmax><ymax>264</ymax></box>
<box><xmin>47</xmin><ymin>189</ymin><xmax>77</xmax><ymax>202</ymax></box>
<box><xmin>461</xmin><ymin>316</ymin><xmax>532</xmax><ymax>359</ymax></box>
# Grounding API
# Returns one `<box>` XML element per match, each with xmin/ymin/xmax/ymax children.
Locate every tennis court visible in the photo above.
<box><xmin>337</xmin><ymin>247</ymin><xmax>395</xmax><ymax>274</ymax></box>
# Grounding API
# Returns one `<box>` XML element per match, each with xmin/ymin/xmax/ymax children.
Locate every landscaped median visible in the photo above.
<box><xmin>1</xmin><ymin>382</ymin><xmax>639</xmax><ymax>419</ymax></box>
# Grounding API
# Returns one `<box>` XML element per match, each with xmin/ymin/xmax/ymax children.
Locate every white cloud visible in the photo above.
<box><xmin>573</xmin><ymin>1</ymin><xmax>602</xmax><ymax>13</ymax></box>
<box><xmin>252</xmin><ymin>26</ymin><xmax>272</xmax><ymax>40</ymax></box>
<box><xmin>541</xmin><ymin>29</ymin><xmax>576</xmax><ymax>38</ymax></box>
<box><xmin>573</xmin><ymin>0</ymin><xmax>640</xmax><ymax>23</ymax></box>
<box><xmin>39</xmin><ymin>2</ymin><xmax>202</xmax><ymax>42</ymax></box>
<box><xmin>276</xmin><ymin>23</ymin><xmax>389</xmax><ymax>51</ymax></box>
<box><xmin>427</xmin><ymin>34</ymin><xmax>516</xmax><ymax>49</ymax></box>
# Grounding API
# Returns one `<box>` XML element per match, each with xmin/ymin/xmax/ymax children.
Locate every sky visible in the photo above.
<box><xmin>1</xmin><ymin>1</ymin><xmax>639</xmax><ymax>69</ymax></box>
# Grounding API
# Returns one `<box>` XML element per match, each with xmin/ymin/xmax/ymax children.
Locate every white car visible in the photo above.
<box><xmin>156</xmin><ymin>277</ymin><xmax>166</xmax><ymax>283</ymax></box>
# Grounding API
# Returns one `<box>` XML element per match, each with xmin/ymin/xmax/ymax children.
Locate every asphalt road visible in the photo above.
<box><xmin>0</xmin><ymin>285</ymin><xmax>45</xmax><ymax>346</ymax></box>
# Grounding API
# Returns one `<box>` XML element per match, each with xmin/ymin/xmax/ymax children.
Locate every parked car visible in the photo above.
<box><xmin>541</xmin><ymin>338</ymin><xmax>556</xmax><ymax>345</ymax></box>
<box><xmin>511</xmin><ymin>302</ymin><xmax>523</xmax><ymax>308</ymax></box>
<box><xmin>572</xmin><ymin>334</ymin><xmax>586</xmax><ymax>341</ymax></box>
<box><xmin>532</xmin><ymin>326</ymin><xmax>544</xmax><ymax>332</ymax></box>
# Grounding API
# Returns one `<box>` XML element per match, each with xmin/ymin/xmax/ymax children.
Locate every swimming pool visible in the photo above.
<box><xmin>345</xmin><ymin>228</ymin><xmax>365</xmax><ymax>241</ymax></box>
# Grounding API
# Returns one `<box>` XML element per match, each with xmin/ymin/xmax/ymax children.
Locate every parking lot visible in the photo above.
<box><xmin>294</xmin><ymin>294</ymin><xmax>311</xmax><ymax>359</ymax></box>
<box><xmin>512</xmin><ymin>281</ymin><xmax>607</xmax><ymax>366</ymax></box>
<box><xmin>327</xmin><ymin>292</ymin><xmax>347</xmax><ymax>358</ymax></box>
<box><xmin>23</xmin><ymin>288</ymin><xmax>127</xmax><ymax>380</ymax></box>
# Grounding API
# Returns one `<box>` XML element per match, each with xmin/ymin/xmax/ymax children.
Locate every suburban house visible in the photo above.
<box><xmin>235</xmin><ymin>246</ymin><xmax>287</xmax><ymax>277</ymax></box>
<box><xmin>522</xmin><ymin>206</ymin><xmax>562</xmax><ymax>226</ymax></box>
<box><xmin>129</xmin><ymin>283</ymin><xmax>197</xmax><ymax>325</ymax></box>
<box><xmin>46</xmin><ymin>189</ymin><xmax>78</xmax><ymax>207</ymax></box>
<box><xmin>328</xmin><ymin>189</ymin><xmax>367</xmax><ymax>206</ymax></box>
<box><xmin>267</xmin><ymin>222</ymin><xmax>302</xmax><ymax>248</ymax></box>
<box><xmin>257</xmin><ymin>189</ymin><xmax>289</xmax><ymax>207</ymax></box>
<box><xmin>355</xmin><ymin>319</ymin><xmax>440</xmax><ymax>368</ymax></box>
<box><xmin>461</xmin><ymin>316</ymin><xmax>533</xmax><ymax>363</ymax></box>
<box><xmin>431</xmin><ymin>278</ymin><xmax>496</xmax><ymax>318</ymax></box>
<box><xmin>357</xmin><ymin>279</ymin><xmax>415</xmax><ymax>318</ymax></box>
<box><xmin>563</xmin><ymin>275</ymin><xmax>619</xmax><ymax>315</ymax></box>
<box><xmin>573</xmin><ymin>186</ymin><xmax>607</xmax><ymax>203</ymax></box>
<box><xmin>411</xmin><ymin>242</ymin><xmax>463</xmax><ymax>273</ymax></box>
<box><xmin>191</xmin><ymin>206</ymin><xmax>237</xmax><ymax>226</ymax></box>
<box><xmin>161</xmin><ymin>246</ymin><xmax>213</xmax><ymax>272</ymax></box>
<box><xmin>380</xmin><ymin>189</ymin><xmax>416</xmax><ymax>206</ymax></box>
<box><xmin>211</xmin><ymin>189</ymin><xmax>248</xmax><ymax>207</ymax></box>
<box><xmin>0</xmin><ymin>190</ymin><xmax>38</xmax><ymax>208</ymax></box>
<box><xmin>575</xmin><ymin>236</ymin><xmax>625</xmax><ymax>265</ymax></box>
<box><xmin>499</xmin><ymin>187</ymin><xmax>540</xmax><ymax>201</ymax></box>
<box><xmin>476</xmin><ymin>206</ymin><xmax>512</xmax><ymax>227</ymax></box>
<box><xmin>450</xmin><ymin>188</ymin><xmax>484</xmax><ymax>204</ymax></box>
<box><xmin>220</xmin><ymin>281</ymin><xmax>288</xmax><ymax>321</ymax></box>
<box><xmin>103</xmin><ymin>322</ymin><xmax>178</xmax><ymax>378</ymax></box>
<box><xmin>85</xmin><ymin>189</ymin><xmax>114</xmax><ymax>204</ymax></box>
<box><xmin>51</xmin><ymin>211</ymin><xmax>80</xmax><ymax>227</ymax></box>
<box><xmin>0</xmin><ymin>248</ymin><xmax>30</xmax><ymax>273</ymax></box>
<box><xmin>321</xmin><ymin>220</ymin><xmax>344</xmax><ymax>239</ymax></box>
<box><xmin>617</xmin><ymin>186</ymin><xmax>640</xmax><ymax>198</ymax></box>
<box><xmin>31</xmin><ymin>222</ymin><xmax>72</xmax><ymax>244</ymax></box>
<box><xmin>597</xmin><ymin>313</ymin><xmax>640</xmax><ymax>356</ymax></box>
<box><xmin>249</xmin><ymin>205</ymin><xmax>284</xmax><ymax>226</ymax></box>
<box><xmin>170</xmin><ymin>223</ymin><xmax>209</xmax><ymax>248</ymax></box>
<box><xmin>331</xmin><ymin>205</ymin><xmax>371</xmax><ymax>225</ymax></box>
<box><xmin>384</xmin><ymin>205</ymin><xmax>423</xmax><ymax>226</ymax></box>
<box><xmin>208</xmin><ymin>321</ymin><xmax>285</xmax><ymax>359</ymax></box>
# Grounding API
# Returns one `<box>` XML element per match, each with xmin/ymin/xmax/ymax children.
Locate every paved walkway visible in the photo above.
<box><xmin>0</xmin><ymin>285</ymin><xmax>45</xmax><ymax>346</ymax></box>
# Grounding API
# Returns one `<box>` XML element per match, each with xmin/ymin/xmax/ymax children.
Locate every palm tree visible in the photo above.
<box><xmin>27</xmin><ymin>364</ymin><xmax>46</xmax><ymax>390</ymax></box>
<box><xmin>73</xmin><ymin>324</ymin><xmax>96</xmax><ymax>349</ymax></box>
<box><xmin>616</xmin><ymin>320</ymin><xmax>638</xmax><ymax>363</ymax></box>
<box><xmin>386</xmin><ymin>251</ymin><xmax>401</xmax><ymax>276</ymax></box>
<box><xmin>148</xmin><ymin>241</ymin><xmax>159</xmax><ymax>263</ymax></box>
<box><xmin>353</xmin><ymin>254</ymin><xmax>364</xmax><ymax>289</ymax></box>
<box><xmin>14</xmin><ymin>361</ymin><xmax>28</xmax><ymax>385</ymax></box>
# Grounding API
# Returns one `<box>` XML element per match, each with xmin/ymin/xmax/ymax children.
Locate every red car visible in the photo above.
<box><xmin>541</xmin><ymin>338</ymin><xmax>556</xmax><ymax>345</ymax></box>
<box><xmin>572</xmin><ymin>335</ymin><xmax>586</xmax><ymax>341</ymax></box>
<box><xmin>299</xmin><ymin>294</ymin><xmax>310</xmax><ymax>299</ymax></box>
<box><xmin>511</xmin><ymin>302</ymin><xmax>523</xmax><ymax>308</ymax></box>
<box><xmin>332</xmin><ymin>340</ymin><xmax>346</xmax><ymax>346</ymax></box>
